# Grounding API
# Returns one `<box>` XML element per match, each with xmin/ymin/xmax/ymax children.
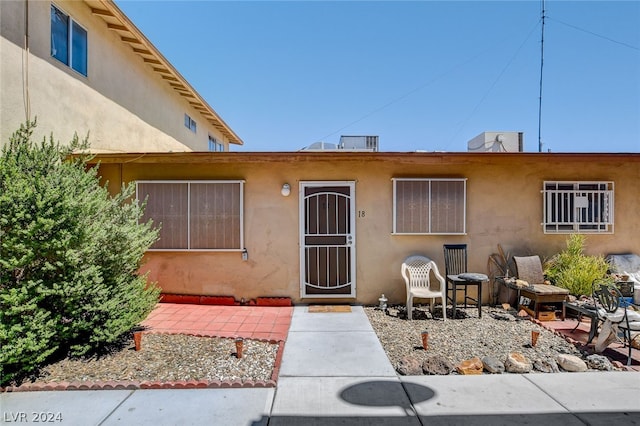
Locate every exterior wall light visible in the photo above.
<box><xmin>281</xmin><ymin>183</ymin><xmax>291</xmax><ymax>197</ymax></box>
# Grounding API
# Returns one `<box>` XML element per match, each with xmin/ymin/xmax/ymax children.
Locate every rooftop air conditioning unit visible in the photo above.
<box><xmin>339</xmin><ymin>135</ymin><xmax>379</xmax><ymax>152</ymax></box>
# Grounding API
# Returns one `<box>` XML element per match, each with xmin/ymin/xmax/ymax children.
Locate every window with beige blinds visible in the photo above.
<box><xmin>392</xmin><ymin>178</ymin><xmax>466</xmax><ymax>235</ymax></box>
<box><xmin>137</xmin><ymin>181</ymin><xmax>244</xmax><ymax>250</ymax></box>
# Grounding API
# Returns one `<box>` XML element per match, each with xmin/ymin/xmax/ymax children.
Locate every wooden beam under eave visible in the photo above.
<box><xmin>121</xmin><ymin>36</ymin><xmax>142</xmax><ymax>44</ymax></box>
<box><xmin>107</xmin><ymin>23</ymin><xmax>128</xmax><ymax>32</ymax></box>
<box><xmin>177</xmin><ymin>92</ymin><xmax>196</xmax><ymax>98</ymax></box>
<box><xmin>91</xmin><ymin>8</ymin><xmax>113</xmax><ymax>17</ymax></box>
<box><xmin>161</xmin><ymin>75</ymin><xmax>179</xmax><ymax>82</ymax></box>
<box><xmin>169</xmin><ymin>82</ymin><xmax>186</xmax><ymax>89</ymax></box>
<box><xmin>153</xmin><ymin>67</ymin><xmax>172</xmax><ymax>74</ymax></box>
<box><xmin>143</xmin><ymin>58</ymin><xmax>162</xmax><ymax>65</ymax></box>
<box><xmin>133</xmin><ymin>47</ymin><xmax>152</xmax><ymax>55</ymax></box>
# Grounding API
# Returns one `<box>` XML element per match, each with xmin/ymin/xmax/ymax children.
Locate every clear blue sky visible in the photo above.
<box><xmin>115</xmin><ymin>1</ymin><xmax>639</xmax><ymax>153</ymax></box>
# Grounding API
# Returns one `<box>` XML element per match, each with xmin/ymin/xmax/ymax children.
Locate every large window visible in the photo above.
<box><xmin>137</xmin><ymin>181</ymin><xmax>244</xmax><ymax>250</ymax></box>
<box><xmin>51</xmin><ymin>5</ymin><xmax>87</xmax><ymax>76</ymax></box>
<box><xmin>392</xmin><ymin>178</ymin><xmax>466</xmax><ymax>235</ymax></box>
<box><xmin>542</xmin><ymin>181</ymin><xmax>614</xmax><ymax>234</ymax></box>
<box><xmin>208</xmin><ymin>135</ymin><xmax>224</xmax><ymax>152</ymax></box>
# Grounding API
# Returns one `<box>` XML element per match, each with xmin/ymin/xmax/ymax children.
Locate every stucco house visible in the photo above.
<box><xmin>1</xmin><ymin>0</ymin><xmax>242</xmax><ymax>152</ymax></box>
<box><xmin>3</xmin><ymin>1</ymin><xmax>638</xmax><ymax>309</ymax></box>
<box><xmin>90</xmin><ymin>151</ymin><xmax>640</xmax><ymax>306</ymax></box>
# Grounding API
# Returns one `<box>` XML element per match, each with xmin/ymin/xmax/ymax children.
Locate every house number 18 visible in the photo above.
<box><xmin>358</xmin><ymin>210</ymin><xmax>366</xmax><ymax>218</ymax></box>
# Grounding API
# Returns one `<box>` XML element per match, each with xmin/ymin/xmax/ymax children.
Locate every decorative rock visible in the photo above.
<box><xmin>556</xmin><ymin>354</ymin><xmax>587</xmax><ymax>372</ymax></box>
<box><xmin>422</xmin><ymin>355</ymin><xmax>455</xmax><ymax>375</ymax></box>
<box><xmin>533</xmin><ymin>358</ymin><xmax>560</xmax><ymax>373</ymax></box>
<box><xmin>456</xmin><ymin>357</ymin><xmax>483</xmax><ymax>375</ymax></box>
<box><xmin>505</xmin><ymin>352</ymin><xmax>532</xmax><ymax>373</ymax></box>
<box><xmin>482</xmin><ymin>356</ymin><xmax>505</xmax><ymax>374</ymax></box>
<box><xmin>397</xmin><ymin>356</ymin><xmax>423</xmax><ymax>375</ymax></box>
<box><xmin>517</xmin><ymin>309</ymin><xmax>529</xmax><ymax>318</ymax></box>
<box><xmin>491</xmin><ymin>312</ymin><xmax>515</xmax><ymax>321</ymax></box>
<box><xmin>586</xmin><ymin>354</ymin><xmax>613</xmax><ymax>371</ymax></box>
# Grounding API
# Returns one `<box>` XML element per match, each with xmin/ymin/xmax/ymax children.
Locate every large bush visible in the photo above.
<box><xmin>544</xmin><ymin>234</ymin><xmax>609</xmax><ymax>297</ymax></box>
<box><xmin>0</xmin><ymin>121</ymin><xmax>160</xmax><ymax>385</ymax></box>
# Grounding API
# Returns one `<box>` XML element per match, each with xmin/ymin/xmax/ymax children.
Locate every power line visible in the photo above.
<box><xmin>313</xmin><ymin>23</ymin><xmax>539</xmax><ymax>145</ymax></box>
<box><xmin>548</xmin><ymin>16</ymin><xmax>639</xmax><ymax>51</ymax></box>
<box><xmin>446</xmin><ymin>20</ymin><xmax>541</xmax><ymax>150</ymax></box>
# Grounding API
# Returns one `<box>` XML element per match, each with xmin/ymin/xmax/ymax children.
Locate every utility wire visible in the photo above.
<box><xmin>446</xmin><ymin>19</ymin><xmax>541</xmax><ymax>151</ymax></box>
<box><xmin>313</xmin><ymin>25</ymin><xmax>539</xmax><ymax>145</ymax></box>
<box><xmin>313</xmin><ymin>53</ymin><xmax>484</xmax><ymax>144</ymax></box>
<box><xmin>548</xmin><ymin>16</ymin><xmax>639</xmax><ymax>51</ymax></box>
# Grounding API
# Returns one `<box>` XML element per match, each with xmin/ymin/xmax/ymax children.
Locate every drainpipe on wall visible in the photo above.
<box><xmin>22</xmin><ymin>0</ymin><xmax>32</xmax><ymax>121</ymax></box>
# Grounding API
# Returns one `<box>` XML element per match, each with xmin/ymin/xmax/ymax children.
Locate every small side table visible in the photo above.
<box><xmin>562</xmin><ymin>301</ymin><xmax>599</xmax><ymax>344</ymax></box>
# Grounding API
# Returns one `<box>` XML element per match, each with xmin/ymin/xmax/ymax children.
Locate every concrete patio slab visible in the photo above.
<box><xmin>1</xmin><ymin>390</ymin><xmax>132</xmax><ymax>425</ymax></box>
<box><xmin>101</xmin><ymin>388</ymin><xmax>275</xmax><ymax>426</ymax></box>
<box><xmin>270</xmin><ymin>376</ymin><xmax>420</xmax><ymax>425</ymax></box>
<box><xmin>287</xmin><ymin>305</ymin><xmax>374</xmax><ymax>332</ymax></box>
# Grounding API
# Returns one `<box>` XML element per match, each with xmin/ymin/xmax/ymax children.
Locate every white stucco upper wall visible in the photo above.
<box><xmin>0</xmin><ymin>0</ymin><xmax>242</xmax><ymax>152</ymax></box>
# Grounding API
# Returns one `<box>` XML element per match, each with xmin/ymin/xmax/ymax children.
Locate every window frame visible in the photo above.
<box><xmin>50</xmin><ymin>4</ymin><xmax>88</xmax><ymax>76</ymax></box>
<box><xmin>542</xmin><ymin>181</ymin><xmax>614</xmax><ymax>234</ymax></box>
<box><xmin>392</xmin><ymin>177</ymin><xmax>467</xmax><ymax>235</ymax></box>
<box><xmin>208</xmin><ymin>135</ymin><xmax>224</xmax><ymax>152</ymax></box>
<box><xmin>184</xmin><ymin>114</ymin><xmax>197</xmax><ymax>133</ymax></box>
<box><xmin>136</xmin><ymin>180</ymin><xmax>245</xmax><ymax>251</ymax></box>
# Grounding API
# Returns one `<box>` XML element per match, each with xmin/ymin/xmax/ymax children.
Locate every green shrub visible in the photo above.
<box><xmin>0</xmin><ymin>121</ymin><xmax>160</xmax><ymax>385</ymax></box>
<box><xmin>544</xmin><ymin>234</ymin><xmax>609</xmax><ymax>297</ymax></box>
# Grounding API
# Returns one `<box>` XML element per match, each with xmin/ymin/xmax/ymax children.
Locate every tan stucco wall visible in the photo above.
<box><xmin>1</xmin><ymin>1</ymin><xmax>230</xmax><ymax>152</ymax></box>
<box><xmin>93</xmin><ymin>153</ymin><xmax>640</xmax><ymax>306</ymax></box>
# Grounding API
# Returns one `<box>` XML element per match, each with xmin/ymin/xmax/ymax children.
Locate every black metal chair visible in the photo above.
<box><xmin>592</xmin><ymin>280</ymin><xmax>640</xmax><ymax>366</ymax></box>
<box><xmin>443</xmin><ymin>244</ymin><xmax>483</xmax><ymax>318</ymax></box>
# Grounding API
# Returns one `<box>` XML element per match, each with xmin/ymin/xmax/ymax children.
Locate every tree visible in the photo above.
<box><xmin>0</xmin><ymin>121</ymin><xmax>160</xmax><ymax>385</ymax></box>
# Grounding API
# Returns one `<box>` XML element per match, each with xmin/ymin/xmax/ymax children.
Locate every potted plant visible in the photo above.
<box><xmin>544</xmin><ymin>234</ymin><xmax>610</xmax><ymax>297</ymax></box>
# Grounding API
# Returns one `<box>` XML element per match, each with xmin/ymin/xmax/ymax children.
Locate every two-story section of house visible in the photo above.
<box><xmin>1</xmin><ymin>0</ymin><xmax>243</xmax><ymax>152</ymax></box>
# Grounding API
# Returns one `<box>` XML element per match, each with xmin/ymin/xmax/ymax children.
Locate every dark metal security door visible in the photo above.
<box><xmin>300</xmin><ymin>182</ymin><xmax>356</xmax><ymax>298</ymax></box>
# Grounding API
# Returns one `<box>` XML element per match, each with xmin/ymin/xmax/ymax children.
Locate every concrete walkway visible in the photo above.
<box><xmin>2</xmin><ymin>305</ymin><xmax>640</xmax><ymax>425</ymax></box>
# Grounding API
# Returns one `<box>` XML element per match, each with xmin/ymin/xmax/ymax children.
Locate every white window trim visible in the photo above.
<box><xmin>136</xmin><ymin>180</ymin><xmax>244</xmax><ymax>251</ymax></box>
<box><xmin>542</xmin><ymin>181</ymin><xmax>614</xmax><ymax>234</ymax></box>
<box><xmin>392</xmin><ymin>177</ymin><xmax>467</xmax><ymax>235</ymax></box>
<box><xmin>51</xmin><ymin>3</ymin><xmax>88</xmax><ymax>76</ymax></box>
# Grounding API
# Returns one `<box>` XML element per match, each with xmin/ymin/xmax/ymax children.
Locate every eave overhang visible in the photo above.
<box><xmin>84</xmin><ymin>0</ymin><xmax>243</xmax><ymax>146</ymax></box>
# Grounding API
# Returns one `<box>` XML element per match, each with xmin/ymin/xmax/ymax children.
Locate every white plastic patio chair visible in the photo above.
<box><xmin>401</xmin><ymin>255</ymin><xmax>447</xmax><ymax>321</ymax></box>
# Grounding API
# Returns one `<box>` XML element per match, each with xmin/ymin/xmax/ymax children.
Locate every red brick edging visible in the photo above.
<box><xmin>158</xmin><ymin>294</ymin><xmax>292</xmax><ymax>307</ymax></box>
